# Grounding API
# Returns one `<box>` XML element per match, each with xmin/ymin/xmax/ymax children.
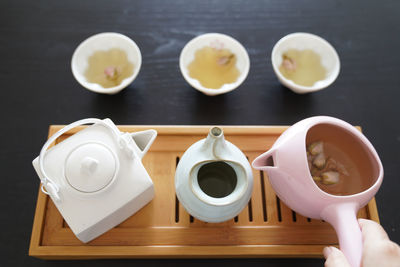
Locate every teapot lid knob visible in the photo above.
<box><xmin>81</xmin><ymin>157</ymin><xmax>99</xmax><ymax>175</ymax></box>
<box><xmin>65</xmin><ymin>143</ymin><xmax>117</xmax><ymax>193</ymax></box>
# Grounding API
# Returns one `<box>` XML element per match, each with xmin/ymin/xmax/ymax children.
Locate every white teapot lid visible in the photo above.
<box><xmin>38</xmin><ymin>118</ymin><xmax>131</xmax><ymax>201</ymax></box>
<box><xmin>38</xmin><ymin>118</ymin><xmax>157</xmax><ymax>202</ymax></box>
<box><xmin>65</xmin><ymin>143</ymin><xmax>117</xmax><ymax>193</ymax></box>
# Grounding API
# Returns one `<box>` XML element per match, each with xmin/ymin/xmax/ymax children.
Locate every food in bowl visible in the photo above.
<box><xmin>187</xmin><ymin>46</ymin><xmax>240</xmax><ymax>89</ymax></box>
<box><xmin>84</xmin><ymin>48</ymin><xmax>134</xmax><ymax>88</ymax></box>
<box><xmin>279</xmin><ymin>49</ymin><xmax>326</xmax><ymax>87</ymax></box>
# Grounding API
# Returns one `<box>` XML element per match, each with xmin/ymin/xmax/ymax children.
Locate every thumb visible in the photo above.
<box><xmin>323</xmin><ymin>246</ymin><xmax>351</xmax><ymax>267</ymax></box>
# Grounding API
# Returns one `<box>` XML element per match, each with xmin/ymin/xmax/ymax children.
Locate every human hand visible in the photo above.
<box><xmin>323</xmin><ymin>219</ymin><xmax>400</xmax><ymax>267</ymax></box>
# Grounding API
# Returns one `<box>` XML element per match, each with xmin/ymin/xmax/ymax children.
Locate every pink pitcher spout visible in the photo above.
<box><xmin>252</xmin><ymin>149</ymin><xmax>276</xmax><ymax>171</ymax></box>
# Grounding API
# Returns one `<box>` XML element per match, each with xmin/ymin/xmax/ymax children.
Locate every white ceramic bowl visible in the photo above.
<box><xmin>179</xmin><ymin>33</ymin><xmax>250</xmax><ymax>96</ymax></box>
<box><xmin>271</xmin><ymin>32</ymin><xmax>340</xmax><ymax>94</ymax></box>
<box><xmin>71</xmin><ymin>32</ymin><xmax>142</xmax><ymax>94</ymax></box>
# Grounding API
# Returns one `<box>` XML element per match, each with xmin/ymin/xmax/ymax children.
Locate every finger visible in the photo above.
<box><xmin>358</xmin><ymin>219</ymin><xmax>389</xmax><ymax>243</ymax></box>
<box><xmin>323</xmin><ymin>246</ymin><xmax>351</xmax><ymax>267</ymax></box>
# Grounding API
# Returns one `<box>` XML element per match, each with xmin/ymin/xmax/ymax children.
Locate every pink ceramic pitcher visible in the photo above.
<box><xmin>252</xmin><ymin>116</ymin><xmax>383</xmax><ymax>267</ymax></box>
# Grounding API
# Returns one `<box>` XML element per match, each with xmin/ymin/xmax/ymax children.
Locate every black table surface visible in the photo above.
<box><xmin>1</xmin><ymin>0</ymin><xmax>399</xmax><ymax>266</ymax></box>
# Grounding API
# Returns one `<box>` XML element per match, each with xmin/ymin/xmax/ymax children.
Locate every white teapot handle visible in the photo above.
<box><xmin>38</xmin><ymin>118</ymin><xmax>131</xmax><ymax>202</ymax></box>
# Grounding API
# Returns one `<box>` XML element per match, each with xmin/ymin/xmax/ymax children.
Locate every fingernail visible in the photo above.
<box><xmin>323</xmin><ymin>246</ymin><xmax>333</xmax><ymax>259</ymax></box>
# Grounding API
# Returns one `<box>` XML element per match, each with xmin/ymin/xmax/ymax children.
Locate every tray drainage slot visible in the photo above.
<box><xmin>260</xmin><ymin>171</ymin><xmax>268</xmax><ymax>222</ymax></box>
<box><xmin>276</xmin><ymin>196</ymin><xmax>282</xmax><ymax>222</ymax></box>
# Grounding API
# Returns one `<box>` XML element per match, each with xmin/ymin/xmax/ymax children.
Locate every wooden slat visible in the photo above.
<box><xmin>262</xmin><ymin>172</ymin><xmax>278</xmax><ymax>224</ymax></box>
<box><xmin>29</xmin><ymin>125</ymin><xmax>380</xmax><ymax>259</ymax></box>
<box><xmin>295</xmin><ymin>213</ymin><xmax>311</xmax><ymax>224</ymax></box>
<box><xmin>247</xmin><ymin>152</ymin><xmax>265</xmax><ymax>224</ymax></box>
<box><xmin>278</xmin><ymin>200</ymin><xmax>295</xmax><ymax>225</ymax></box>
<box><xmin>236</xmin><ymin>202</ymin><xmax>250</xmax><ymax>225</ymax></box>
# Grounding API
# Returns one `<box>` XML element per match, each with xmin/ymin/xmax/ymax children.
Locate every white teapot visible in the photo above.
<box><xmin>32</xmin><ymin>118</ymin><xmax>157</xmax><ymax>243</ymax></box>
<box><xmin>175</xmin><ymin>127</ymin><xmax>253</xmax><ymax>223</ymax></box>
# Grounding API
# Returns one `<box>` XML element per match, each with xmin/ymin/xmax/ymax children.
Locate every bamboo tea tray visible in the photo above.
<box><xmin>29</xmin><ymin>125</ymin><xmax>379</xmax><ymax>259</ymax></box>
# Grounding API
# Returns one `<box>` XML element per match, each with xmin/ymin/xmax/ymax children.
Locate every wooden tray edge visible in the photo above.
<box><xmin>48</xmin><ymin>125</ymin><xmax>291</xmax><ymax>136</ymax></box>
<box><xmin>29</xmin><ymin>126</ymin><xmax>59</xmax><ymax>257</ymax></box>
<box><xmin>29</xmin><ymin>244</ymin><xmax>329</xmax><ymax>260</ymax></box>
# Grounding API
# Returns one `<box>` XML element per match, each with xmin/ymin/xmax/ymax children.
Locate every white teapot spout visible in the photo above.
<box><xmin>130</xmin><ymin>129</ymin><xmax>157</xmax><ymax>159</ymax></box>
<box><xmin>202</xmin><ymin>127</ymin><xmax>228</xmax><ymax>159</ymax></box>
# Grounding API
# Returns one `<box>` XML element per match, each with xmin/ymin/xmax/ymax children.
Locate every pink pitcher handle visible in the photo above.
<box><xmin>321</xmin><ymin>202</ymin><xmax>362</xmax><ymax>267</ymax></box>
